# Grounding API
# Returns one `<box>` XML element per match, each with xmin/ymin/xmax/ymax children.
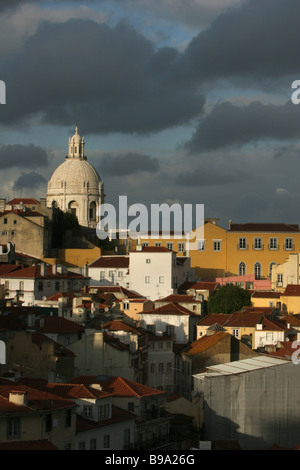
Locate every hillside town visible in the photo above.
<box><xmin>0</xmin><ymin>129</ymin><xmax>299</xmax><ymax>451</ymax></box>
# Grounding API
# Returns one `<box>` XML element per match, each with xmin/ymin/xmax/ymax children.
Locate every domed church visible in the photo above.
<box><xmin>46</xmin><ymin>127</ymin><xmax>104</xmax><ymax>228</ymax></box>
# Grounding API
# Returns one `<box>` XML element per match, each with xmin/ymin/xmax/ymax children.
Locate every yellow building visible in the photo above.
<box><xmin>134</xmin><ymin>220</ymin><xmax>300</xmax><ymax>281</ymax></box>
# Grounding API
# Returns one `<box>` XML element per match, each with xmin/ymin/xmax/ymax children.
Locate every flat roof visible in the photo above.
<box><xmin>193</xmin><ymin>355</ymin><xmax>290</xmax><ymax>378</ymax></box>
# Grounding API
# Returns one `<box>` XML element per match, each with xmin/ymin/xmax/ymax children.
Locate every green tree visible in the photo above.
<box><xmin>208</xmin><ymin>284</ymin><xmax>252</xmax><ymax>314</ymax></box>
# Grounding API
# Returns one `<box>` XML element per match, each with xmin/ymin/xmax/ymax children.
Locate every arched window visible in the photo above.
<box><xmin>269</xmin><ymin>262</ymin><xmax>277</xmax><ymax>278</ymax></box>
<box><xmin>89</xmin><ymin>201</ymin><xmax>96</xmax><ymax>221</ymax></box>
<box><xmin>254</xmin><ymin>262</ymin><xmax>262</xmax><ymax>280</ymax></box>
<box><xmin>238</xmin><ymin>262</ymin><xmax>246</xmax><ymax>276</ymax></box>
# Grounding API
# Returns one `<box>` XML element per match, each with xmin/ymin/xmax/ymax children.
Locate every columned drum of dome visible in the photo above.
<box><xmin>46</xmin><ymin>127</ymin><xmax>104</xmax><ymax>228</ymax></box>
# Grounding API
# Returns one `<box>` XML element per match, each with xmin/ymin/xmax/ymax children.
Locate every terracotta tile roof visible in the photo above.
<box><xmin>1</xmin><ymin>264</ymin><xmax>86</xmax><ymax>280</ymax></box>
<box><xmin>103</xmin><ymin>331</ymin><xmax>129</xmax><ymax>350</ymax></box>
<box><xmin>46</xmin><ymin>382</ymin><xmax>111</xmax><ymax>399</ymax></box>
<box><xmin>183</xmin><ymin>331</ymin><xmax>229</xmax><ymax>356</ymax></box>
<box><xmin>251</xmin><ymin>291</ymin><xmax>281</xmax><ymax>298</ymax></box>
<box><xmin>0</xmin><ymin>440</ymin><xmax>58</xmax><ymax>450</ymax></box>
<box><xmin>47</xmin><ymin>291</ymin><xmax>78</xmax><ymax>301</ymax></box>
<box><xmin>89</xmin><ymin>256</ymin><xmax>129</xmax><ymax>268</ymax></box>
<box><xmin>229</xmin><ymin>223</ymin><xmax>300</xmax><ymax>232</ymax></box>
<box><xmin>179</xmin><ymin>281</ymin><xmax>218</xmax><ymax>292</ymax></box>
<box><xmin>34</xmin><ymin>316</ymin><xmax>85</xmax><ymax>334</ymax></box>
<box><xmin>89</xmin><ymin>285</ymin><xmax>143</xmax><ymax>299</ymax></box>
<box><xmin>71</xmin><ymin>375</ymin><xmax>165</xmax><ymax>398</ymax></box>
<box><xmin>102</xmin><ymin>320</ymin><xmax>144</xmax><ymax>335</ymax></box>
<box><xmin>0</xmin><ymin>264</ymin><xmax>22</xmax><ymax>276</ymax></box>
<box><xmin>131</xmin><ymin>246</ymin><xmax>173</xmax><ymax>253</ymax></box>
<box><xmin>0</xmin><ymin>384</ymin><xmax>76</xmax><ymax>413</ymax></box>
<box><xmin>197</xmin><ymin>312</ymin><xmax>265</xmax><ymax>328</ymax></box>
<box><xmin>156</xmin><ymin>295</ymin><xmax>201</xmax><ymax>303</ymax></box>
<box><xmin>140</xmin><ymin>302</ymin><xmax>196</xmax><ymax>316</ymax></box>
<box><xmin>166</xmin><ymin>392</ymin><xmax>182</xmax><ymax>402</ymax></box>
<box><xmin>76</xmin><ymin>405</ymin><xmax>136</xmax><ymax>432</ymax></box>
<box><xmin>8</xmin><ymin>198</ymin><xmax>40</xmax><ymax>205</ymax></box>
<box><xmin>260</xmin><ymin>317</ymin><xmax>287</xmax><ymax>331</ymax></box>
<box><xmin>283</xmin><ymin>285</ymin><xmax>300</xmax><ymax>296</ymax></box>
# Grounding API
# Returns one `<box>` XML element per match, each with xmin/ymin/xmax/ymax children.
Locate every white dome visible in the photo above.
<box><xmin>46</xmin><ymin>127</ymin><xmax>104</xmax><ymax>228</ymax></box>
<box><xmin>47</xmin><ymin>158</ymin><xmax>101</xmax><ymax>193</ymax></box>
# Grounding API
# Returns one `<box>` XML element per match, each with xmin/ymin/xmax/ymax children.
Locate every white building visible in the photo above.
<box><xmin>193</xmin><ymin>356</ymin><xmax>300</xmax><ymax>449</ymax></box>
<box><xmin>128</xmin><ymin>245</ymin><xmax>193</xmax><ymax>300</ymax></box>
<box><xmin>47</xmin><ymin>127</ymin><xmax>104</xmax><ymax>228</ymax></box>
<box><xmin>88</xmin><ymin>255</ymin><xmax>129</xmax><ymax>287</ymax></box>
<box><xmin>0</xmin><ymin>263</ymin><xmax>88</xmax><ymax>306</ymax></box>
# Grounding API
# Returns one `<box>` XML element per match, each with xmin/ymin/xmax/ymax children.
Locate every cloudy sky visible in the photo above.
<box><xmin>1</xmin><ymin>0</ymin><xmax>300</xmax><ymax>229</ymax></box>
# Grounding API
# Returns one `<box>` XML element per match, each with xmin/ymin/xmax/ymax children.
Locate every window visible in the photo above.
<box><xmin>167</xmin><ymin>362</ymin><xmax>172</xmax><ymax>373</ymax></box>
<box><xmin>79</xmin><ymin>441</ymin><xmax>85</xmax><ymax>450</ymax></box>
<box><xmin>254</xmin><ymin>262</ymin><xmax>262</xmax><ymax>280</ymax></box>
<box><xmin>90</xmin><ymin>439</ymin><xmax>96</xmax><ymax>450</ymax></box>
<box><xmin>118</xmin><ymin>271</ymin><xmax>123</xmax><ymax>278</ymax></box>
<box><xmin>269</xmin><ymin>238</ymin><xmax>278</xmax><ymax>250</ymax></box>
<box><xmin>123</xmin><ymin>302</ymin><xmax>129</xmax><ymax>310</ymax></box>
<box><xmin>232</xmin><ymin>329</ymin><xmax>239</xmax><ymax>337</ymax></box>
<box><xmin>166</xmin><ymin>242</ymin><xmax>173</xmax><ymax>250</ymax></box>
<box><xmin>7</xmin><ymin>418</ymin><xmax>20</xmax><ymax>438</ymax></box>
<box><xmin>277</xmin><ymin>273</ymin><xmax>283</xmax><ymax>286</ymax></box>
<box><xmin>238</xmin><ymin>262</ymin><xmax>246</xmax><ymax>276</ymax></box>
<box><xmin>166</xmin><ymin>325</ymin><xmax>174</xmax><ymax>336</ymax></box>
<box><xmin>64</xmin><ymin>442</ymin><xmax>72</xmax><ymax>450</ymax></box>
<box><xmin>142</xmin><ymin>242</ymin><xmax>149</xmax><ymax>247</ymax></box>
<box><xmin>19</xmin><ymin>281</ymin><xmax>24</xmax><ymax>291</ymax></box>
<box><xmin>45</xmin><ymin>414</ymin><xmax>52</xmax><ymax>433</ymax></box>
<box><xmin>238</xmin><ymin>237</ymin><xmax>247</xmax><ymax>249</ymax></box>
<box><xmin>98</xmin><ymin>403</ymin><xmax>110</xmax><ymax>421</ymax></box>
<box><xmin>269</xmin><ymin>262</ymin><xmax>276</xmax><ymax>277</ymax></box>
<box><xmin>254</xmin><ymin>237</ymin><xmax>262</xmax><ymax>250</ymax></box>
<box><xmin>4</xmin><ymin>281</ymin><xmax>9</xmax><ymax>290</ymax></box>
<box><xmin>197</xmin><ymin>239</ymin><xmax>205</xmax><ymax>251</ymax></box>
<box><xmin>159</xmin><ymin>276</ymin><xmax>164</xmax><ymax>284</ymax></box>
<box><xmin>3</xmin><ymin>218</ymin><xmax>7</xmax><ymax>224</ymax></box>
<box><xmin>100</xmin><ymin>271</ymin><xmax>105</xmax><ymax>280</ymax></box>
<box><xmin>147</xmin><ymin>325</ymin><xmax>156</xmax><ymax>333</ymax></box>
<box><xmin>178</xmin><ymin>243</ymin><xmax>185</xmax><ymax>252</ymax></box>
<box><xmin>38</xmin><ymin>281</ymin><xmax>43</xmax><ymax>292</ymax></box>
<box><xmin>146</xmin><ymin>258</ymin><xmax>151</xmax><ymax>264</ymax></box>
<box><xmin>213</xmin><ymin>240</ymin><xmax>221</xmax><ymax>251</ymax></box>
<box><xmin>65</xmin><ymin>409</ymin><xmax>72</xmax><ymax>427</ymax></box>
<box><xmin>108</xmin><ymin>271</ymin><xmax>113</xmax><ymax>278</ymax></box>
<box><xmin>84</xmin><ymin>405</ymin><xmax>92</xmax><ymax>417</ymax></box>
<box><xmin>150</xmin><ymin>363</ymin><xmax>155</xmax><ymax>373</ymax></box>
<box><xmin>124</xmin><ymin>429</ymin><xmax>131</xmax><ymax>446</ymax></box>
<box><xmin>155</xmin><ymin>242</ymin><xmax>162</xmax><ymax>247</ymax></box>
<box><xmin>55</xmin><ymin>281</ymin><xmax>60</xmax><ymax>291</ymax></box>
<box><xmin>103</xmin><ymin>435</ymin><xmax>110</xmax><ymax>449</ymax></box>
<box><xmin>145</xmin><ymin>276</ymin><xmax>150</xmax><ymax>283</ymax></box>
<box><xmin>13</xmin><ymin>220</ymin><xmax>17</xmax><ymax>225</ymax></box>
<box><xmin>159</xmin><ymin>363</ymin><xmax>164</xmax><ymax>373</ymax></box>
<box><xmin>285</xmin><ymin>238</ymin><xmax>293</xmax><ymax>250</ymax></box>
<box><xmin>128</xmin><ymin>402</ymin><xmax>134</xmax><ymax>412</ymax></box>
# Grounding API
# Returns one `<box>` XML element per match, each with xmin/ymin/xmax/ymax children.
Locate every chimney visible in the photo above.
<box><xmin>90</xmin><ymin>383</ymin><xmax>102</xmax><ymax>391</ymax></box>
<box><xmin>40</xmin><ymin>263</ymin><xmax>46</xmax><ymax>277</ymax></box>
<box><xmin>9</xmin><ymin>390</ymin><xmax>28</xmax><ymax>406</ymax></box>
<box><xmin>52</xmin><ymin>264</ymin><xmax>57</xmax><ymax>275</ymax></box>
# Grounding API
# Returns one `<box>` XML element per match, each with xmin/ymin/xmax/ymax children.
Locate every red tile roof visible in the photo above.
<box><xmin>102</xmin><ymin>320</ymin><xmax>144</xmax><ymax>336</ymax></box>
<box><xmin>179</xmin><ymin>281</ymin><xmax>218</xmax><ymax>292</ymax></box>
<box><xmin>131</xmin><ymin>246</ymin><xmax>173</xmax><ymax>253</ymax></box>
<box><xmin>0</xmin><ymin>263</ymin><xmax>86</xmax><ymax>280</ymax></box>
<box><xmin>252</xmin><ymin>291</ymin><xmax>281</xmax><ymax>298</ymax></box>
<box><xmin>283</xmin><ymin>285</ymin><xmax>300</xmax><ymax>296</ymax></box>
<box><xmin>46</xmin><ymin>382</ymin><xmax>111</xmax><ymax>399</ymax></box>
<box><xmin>156</xmin><ymin>294</ymin><xmax>201</xmax><ymax>303</ymax></box>
<box><xmin>139</xmin><ymin>302</ymin><xmax>196</xmax><ymax>316</ymax></box>
<box><xmin>8</xmin><ymin>198</ymin><xmax>40</xmax><ymax>205</ymax></box>
<box><xmin>183</xmin><ymin>331</ymin><xmax>229</xmax><ymax>356</ymax></box>
<box><xmin>197</xmin><ymin>312</ymin><xmax>265</xmax><ymax>328</ymax></box>
<box><xmin>71</xmin><ymin>375</ymin><xmax>165</xmax><ymax>398</ymax></box>
<box><xmin>34</xmin><ymin>316</ymin><xmax>85</xmax><ymax>334</ymax></box>
<box><xmin>229</xmin><ymin>223</ymin><xmax>300</xmax><ymax>232</ymax></box>
<box><xmin>89</xmin><ymin>256</ymin><xmax>129</xmax><ymax>268</ymax></box>
<box><xmin>0</xmin><ymin>440</ymin><xmax>58</xmax><ymax>450</ymax></box>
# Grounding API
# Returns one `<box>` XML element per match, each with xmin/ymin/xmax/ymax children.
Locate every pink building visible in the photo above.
<box><xmin>215</xmin><ymin>274</ymin><xmax>271</xmax><ymax>291</ymax></box>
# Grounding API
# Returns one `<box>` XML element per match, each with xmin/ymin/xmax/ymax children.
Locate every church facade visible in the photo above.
<box><xmin>46</xmin><ymin>127</ymin><xmax>104</xmax><ymax>228</ymax></box>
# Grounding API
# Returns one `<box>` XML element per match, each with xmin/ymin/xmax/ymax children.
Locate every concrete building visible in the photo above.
<box><xmin>193</xmin><ymin>356</ymin><xmax>300</xmax><ymax>449</ymax></box>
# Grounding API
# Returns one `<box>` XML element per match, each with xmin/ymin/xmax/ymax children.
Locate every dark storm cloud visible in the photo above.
<box><xmin>99</xmin><ymin>152</ymin><xmax>159</xmax><ymax>176</ymax></box>
<box><xmin>183</xmin><ymin>0</ymin><xmax>300</xmax><ymax>84</ymax></box>
<box><xmin>0</xmin><ymin>144</ymin><xmax>49</xmax><ymax>169</ymax></box>
<box><xmin>1</xmin><ymin>19</ymin><xmax>205</xmax><ymax>134</ymax></box>
<box><xmin>185</xmin><ymin>101</ymin><xmax>300</xmax><ymax>153</ymax></box>
<box><xmin>176</xmin><ymin>166</ymin><xmax>247</xmax><ymax>186</ymax></box>
<box><xmin>13</xmin><ymin>171</ymin><xmax>47</xmax><ymax>190</ymax></box>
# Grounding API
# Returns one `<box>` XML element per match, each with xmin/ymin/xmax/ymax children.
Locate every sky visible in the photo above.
<box><xmin>1</xmin><ymin>0</ymin><xmax>300</xmax><ymax>229</ymax></box>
